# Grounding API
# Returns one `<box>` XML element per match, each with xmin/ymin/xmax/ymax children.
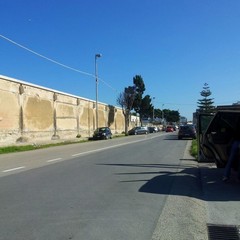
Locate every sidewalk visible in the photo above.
<box><xmin>152</xmin><ymin>140</ymin><xmax>240</xmax><ymax>240</ymax></box>
<box><xmin>200</xmin><ymin>162</ymin><xmax>240</xmax><ymax>225</ymax></box>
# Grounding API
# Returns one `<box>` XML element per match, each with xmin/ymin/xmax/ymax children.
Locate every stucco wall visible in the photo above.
<box><xmin>0</xmin><ymin>75</ymin><xmax>134</xmax><ymax>146</ymax></box>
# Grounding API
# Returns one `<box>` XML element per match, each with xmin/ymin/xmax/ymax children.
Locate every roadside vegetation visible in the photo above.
<box><xmin>0</xmin><ymin>134</ymin><xmax>125</xmax><ymax>154</ymax></box>
<box><xmin>191</xmin><ymin>139</ymin><xmax>198</xmax><ymax>159</ymax></box>
<box><xmin>0</xmin><ymin>141</ymin><xmax>85</xmax><ymax>154</ymax></box>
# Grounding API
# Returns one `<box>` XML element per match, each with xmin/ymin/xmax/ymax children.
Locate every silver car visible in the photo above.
<box><xmin>128</xmin><ymin>126</ymin><xmax>149</xmax><ymax>135</ymax></box>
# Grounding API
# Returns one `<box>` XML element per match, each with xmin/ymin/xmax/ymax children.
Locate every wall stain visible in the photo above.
<box><xmin>25</xmin><ymin>97</ymin><xmax>53</xmax><ymax>130</ymax></box>
<box><xmin>57</xmin><ymin>104</ymin><xmax>75</xmax><ymax>117</ymax></box>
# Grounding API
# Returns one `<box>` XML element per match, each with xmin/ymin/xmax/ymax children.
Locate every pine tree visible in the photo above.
<box><xmin>197</xmin><ymin>83</ymin><xmax>215</xmax><ymax>113</ymax></box>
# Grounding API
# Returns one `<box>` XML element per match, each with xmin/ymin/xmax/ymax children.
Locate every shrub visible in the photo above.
<box><xmin>191</xmin><ymin>139</ymin><xmax>198</xmax><ymax>159</ymax></box>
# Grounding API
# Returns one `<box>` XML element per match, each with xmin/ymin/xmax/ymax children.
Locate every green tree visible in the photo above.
<box><xmin>117</xmin><ymin>86</ymin><xmax>136</xmax><ymax>134</ymax></box>
<box><xmin>167</xmin><ymin>110</ymin><xmax>180</xmax><ymax>123</ymax></box>
<box><xmin>132</xmin><ymin>75</ymin><xmax>145</xmax><ymax>115</ymax></box>
<box><xmin>197</xmin><ymin>83</ymin><xmax>215</xmax><ymax>113</ymax></box>
<box><xmin>132</xmin><ymin>75</ymin><xmax>154</xmax><ymax>125</ymax></box>
<box><xmin>161</xmin><ymin>109</ymin><xmax>180</xmax><ymax>123</ymax></box>
<box><xmin>154</xmin><ymin>108</ymin><xmax>162</xmax><ymax>118</ymax></box>
<box><xmin>139</xmin><ymin>95</ymin><xmax>153</xmax><ymax>121</ymax></box>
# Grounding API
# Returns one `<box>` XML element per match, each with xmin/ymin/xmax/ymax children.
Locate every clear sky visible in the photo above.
<box><xmin>1</xmin><ymin>0</ymin><xmax>240</xmax><ymax>120</ymax></box>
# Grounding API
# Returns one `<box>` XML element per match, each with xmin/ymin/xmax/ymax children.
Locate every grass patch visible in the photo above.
<box><xmin>0</xmin><ymin>145</ymin><xmax>38</xmax><ymax>154</ymax></box>
<box><xmin>0</xmin><ymin>135</ymin><xmax>126</xmax><ymax>154</ymax></box>
<box><xmin>191</xmin><ymin>139</ymin><xmax>198</xmax><ymax>159</ymax></box>
<box><xmin>113</xmin><ymin>134</ymin><xmax>125</xmax><ymax>138</ymax></box>
<box><xmin>0</xmin><ymin>140</ymin><xmax>88</xmax><ymax>154</ymax></box>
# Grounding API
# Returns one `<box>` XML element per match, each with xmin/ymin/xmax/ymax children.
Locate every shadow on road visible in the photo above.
<box><xmin>139</xmin><ymin>161</ymin><xmax>240</xmax><ymax>202</ymax></box>
<box><xmin>98</xmin><ymin>160</ymin><xmax>240</xmax><ymax>202</ymax></box>
<box><xmin>163</xmin><ymin>134</ymin><xmax>179</xmax><ymax>140</ymax></box>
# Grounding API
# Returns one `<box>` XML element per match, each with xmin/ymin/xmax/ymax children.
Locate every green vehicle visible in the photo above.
<box><xmin>197</xmin><ymin>106</ymin><xmax>240</xmax><ymax>168</ymax></box>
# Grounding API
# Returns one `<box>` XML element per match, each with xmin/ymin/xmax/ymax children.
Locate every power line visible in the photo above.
<box><xmin>0</xmin><ymin>34</ymin><xmax>94</xmax><ymax>77</ymax></box>
<box><xmin>99</xmin><ymin>77</ymin><xmax>119</xmax><ymax>93</ymax></box>
<box><xmin>0</xmin><ymin>34</ymin><xmax>119</xmax><ymax>93</ymax></box>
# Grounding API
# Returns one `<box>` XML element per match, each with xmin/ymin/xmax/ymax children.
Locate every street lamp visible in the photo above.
<box><xmin>152</xmin><ymin>97</ymin><xmax>155</xmax><ymax>122</ymax></box>
<box><xmin>95</xmin><ymin>53</ymin><xmax>102</xmax><ymax>129</ymax></box>
<box><xmin>162</xmin><ymin>104</ymin><xmax>164</xmax><ymax>124</ymax></box>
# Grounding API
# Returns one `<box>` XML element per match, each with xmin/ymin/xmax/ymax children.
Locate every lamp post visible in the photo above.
<box><xmin>95</xmin><ymin>53</ymin><xmax>102</xmax><ymax>130</ymax></box>
<box><xmin>152</xmin><ymin>97</ymin><xmax>155</xmax><ymax>122</ymax></box>
<box><xmin>162</xmin><ymin>104</ymin><xmax>164</xmax><ymax>124</ymax></box>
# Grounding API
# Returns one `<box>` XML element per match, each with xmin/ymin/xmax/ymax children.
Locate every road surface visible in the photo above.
<box><xmin>0</xmin><ymin>132</ymin><xmax>203</xmax><ymax>240</ymax></box>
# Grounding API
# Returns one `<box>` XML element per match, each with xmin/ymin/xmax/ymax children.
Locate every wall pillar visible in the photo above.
<box><xmin>52</xmin><ymin>92</ymin><xmax>60</xmax><ymax>140</ymax></box>
<box><xmin>76</xmin><ymin>98</ymin><xmax>81</xmax><ymax>138</ymax></box>
<box><xmin>16</xmin><ymin>84</ymin><xmax>28</xmax><ymax>142</ymax></box>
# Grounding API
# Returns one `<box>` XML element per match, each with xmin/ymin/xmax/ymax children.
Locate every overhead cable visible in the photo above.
<box><xmin>0</xmin><ymin>34</ymin><xmax>95</xmax><ymax>77</ymax></box>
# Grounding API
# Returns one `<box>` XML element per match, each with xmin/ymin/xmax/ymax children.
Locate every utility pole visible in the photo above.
<box><xmin>95</xmin><ymin>53</ymin><xmax>102</xmax><ymax>129</ymax></box>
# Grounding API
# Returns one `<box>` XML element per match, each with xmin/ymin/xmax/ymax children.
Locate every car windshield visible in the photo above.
<box><xmin>181</xmin><ymin>125</ymin><xmax>194</xmax><ymax>130</ymax></box>
<box><xmin>95</xmin><ymin>128</ymin><xmax>107</xmax><ymax>133</ymax></box>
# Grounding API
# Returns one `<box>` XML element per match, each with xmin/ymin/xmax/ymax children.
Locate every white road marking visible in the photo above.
<box><xmin>0</xmin><ymin>134</ymin><xmax>167</xmax><ymax>175</ymax></box>
<box><xmin>2</xmin><ymin>166</ymin><xmax>26</xmax><ymax>173</ymax></box>
<box><xmin>71</xmin><ymin>136</ymin><xmax>156</xmax><ymax>157</ymax></box>
<box><xmin>46</xmin><ymin>158</ymin><xmax>62</xmax><ymax>163</ymax></box>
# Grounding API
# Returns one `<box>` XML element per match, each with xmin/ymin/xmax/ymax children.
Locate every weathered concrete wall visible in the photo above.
<box><xmin>0</xmin><ymin>75</ymin><xmax>135</xmax><ymax>146</ymax></box>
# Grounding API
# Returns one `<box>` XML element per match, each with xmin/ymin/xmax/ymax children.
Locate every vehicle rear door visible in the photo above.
<box><xmin>197</xmin><ymin>113</ymin><xmax>214</xmax><ymax>163</ymax></box>
<box><xmin>197</xmin><ymin>110</ymin><xmax>240</xmax><ymax>168</ymax></box>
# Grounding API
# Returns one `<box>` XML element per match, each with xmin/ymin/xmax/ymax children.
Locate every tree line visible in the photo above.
<box><xmin>116</xmin><ymin>75</ymin><xmax>180</xmax><ymax>134</ymax></box>
<box><xmin>116</xmin><ymin>76</ymin><xmax>219</xmax><ymax>134</ymax></box>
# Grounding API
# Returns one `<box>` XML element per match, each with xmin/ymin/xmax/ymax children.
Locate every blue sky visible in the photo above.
<box><xmin>1</xmin><ymin>0</ymin><xmax>240</xmax><ymax>120</ymax></box>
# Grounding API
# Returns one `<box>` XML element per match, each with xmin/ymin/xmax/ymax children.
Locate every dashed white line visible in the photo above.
<box><xmin>2</xmin><ymin>166</ymin><xmax>26</xmax><ymax>173</ymax></box>
<box><xmin>71</xmin><ymin>137</ymin><xmax>151</xmax><ymax>157</ymax></box>
<box><xmin>46</xmin><ymin>158</ymin><xmax>62</xmax><ymax>163</ymax></box>
<box><xmin>1</xmin><ymin>134</ymin><xmax>166</xmax><ymax>174</ymax></box>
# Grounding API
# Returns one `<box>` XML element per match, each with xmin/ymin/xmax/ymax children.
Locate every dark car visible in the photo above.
<box><xmin>128</xmin><ymin>126</ymin><xmax>149</xmax><ymax>135</ymax></box>
<box><xmin>178</xmin><ymin>124</ymin><xmax>196</xmax><ymax>139</ymax></box>
<box><xmin>93</xmin><ymin>127</ymin><xmax>112</xmax><ymax>140</ymax></box>
<box><xmin>148</xmin><ymin>126</ymin><xmax>158</xmax><ymax>133</ymax></box>
<box><xmin>198</xmin><ymin>108</ymin><xmax>240</xmax><ymax>168</ymax></box>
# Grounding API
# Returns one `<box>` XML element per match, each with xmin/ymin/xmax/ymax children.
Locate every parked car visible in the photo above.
<box><xmin>148</xmin><ymin>126</ymin><xmax>158</xmax><ymax>133</ymax></box>
<box><xmin>178</xmin><ymin>124</ymin><xmax>196</xmax><ymax>139</ymax></box>
<box><xmin>166</xmin><ymin>125</ymin><xmax>174</xmax><ymax>132</ymax></box>
<box><xmin>93</xmin><ymin>127</ymin><xmax>112</xmax><ymax>140</ymax></box>
<box><xmin>198</xmin><ymin>108</ymin><xmax>240</xmax><ymax>168</ymax></box>
<box><xmin>128</xmin><ymin>126</ymin><xmax>149</xmax><ymax>135</ymax></box>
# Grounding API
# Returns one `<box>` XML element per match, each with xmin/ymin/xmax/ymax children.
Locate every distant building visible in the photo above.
<box><xmin>179</xmin><ymin>116</ymin><xmax>187</xmax><ymax>125</ymax></box>
<box><xmin>130</xmin><ymin>115</ymin><xmax>140</xmax><ymax>125</ymax></box>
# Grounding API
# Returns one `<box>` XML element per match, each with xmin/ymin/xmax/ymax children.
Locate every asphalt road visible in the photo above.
<box><xmin>0</xmin><ymin>132</ymin><xmax>189</xmax><ymax>240</ymax></box>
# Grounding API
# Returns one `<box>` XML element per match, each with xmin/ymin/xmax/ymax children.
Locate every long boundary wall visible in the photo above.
<box><xmin>0</xmin><ymin>75</ymin><xmax>136</xmax><ymax>146</ymax></box>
